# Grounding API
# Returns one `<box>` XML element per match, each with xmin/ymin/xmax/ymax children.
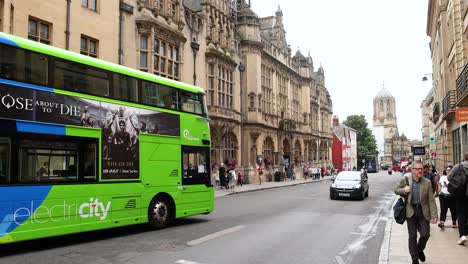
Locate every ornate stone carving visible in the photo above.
<box><xmin>137</xmin><ymin>21</ymin><xmax>153</xmax><ymax>34</ymax></box>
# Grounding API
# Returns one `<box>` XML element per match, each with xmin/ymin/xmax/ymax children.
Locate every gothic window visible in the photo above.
<box><xmin>386</xmin><ymin>99</ymin><xmax>390</xmax><ymax>113</ymax></box>
<box><xmin>225</xmin><ymin>27</ymin><xmax>231</xmax><ymax>49</ymax></box>
<box><xmin>294</xmin><ymin>140</ymin><xmax>302</xmax><ymax>163</ymax></box>
<box><xmin>291</xmin><ymin>81</ymin><xmax>301</xmax><ymax>122</ymax></box>
<box><xmin>379</xmin><ymin>100</ymin><xmax>384</xmax><ymax>111</ymax></box>
<box><xmin>249</xmin><ymin>93</ymin><xmax>255</xmax><ymax>110</ymax></box>
<box><xmin>217</xmin><ymin>19</ymin><xmax>223</xmax><ymax>44</ymax></box>
<box><xmin>206</xmin><ymin>62</ymin><xmax>234</xmax><ymax>109</ymax></box>
<box><xmin>278</xmin><ymin>73</ymin><xmax>288</xmax><ymax>118</ymax></box>
<box><xmin>223</xmin><ymin>132</ymin><xmax>237</xmax><ymax>162</ymax></box>
<box><xmin>168</xmin><ymin>0</ymin><xmax>177</xmax><ymax>20</ymax></box>
<box><xmin>208</xmin><ymin>63</ymin><xmax>215</xmax><ymax>105</ymax></box>
<box><xmin>263</xmin><ymin>137</ymin><xmax>275</xmax><ymax>166</ymax></box>
<box><xmin>153</xmin><ymin>38</ymin><xmax>180</xmax><ymax>80</ymax></box>
<box><xmin>261</xmin><ymin>64</ymin><xmax>272</xmax><ymax>115</ymax></box>
<box><xmin>139</xmin><ymin>35</ymin><xmax>148</xmax><ymax>70</ymax></box>
<box><xmin>208</xmin><ymin>16</ymin><xmax>215</xmax><ymax>40</ymax></box>
<box><xmin>155</xmin><ymin>0</ymin><xmax>165</xmax><ymax>15</ymax></box>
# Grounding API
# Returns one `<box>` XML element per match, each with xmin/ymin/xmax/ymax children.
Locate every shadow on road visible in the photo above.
<box><xmin>0</xmin><ymin>218</ymin><xmax>209</xmax><ymax>257</ymax></box>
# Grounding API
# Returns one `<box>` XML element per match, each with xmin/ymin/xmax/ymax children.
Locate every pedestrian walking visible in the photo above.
<box><xmin>303</xmin><ymin>164</ymin><xmax>309</xmax><ymax>180</ymax></box>
<box><xmin>423</xmin><ymin>164</ymin><xmax>438</xmax><ymax>195</ymax></box>
<box><xmin>437</xmin><ymin>166</ymin><xmax>457</xmax><ymax>230</ymax></box>
<box><xmin>219</xmin><ymin>163</ymin><xmax>226</xmax><ymax>189</ymax></box>
<box><xmin>257</xmin><ymin>165</ymin><xmax>263</xmax><ymax>185</ymax></box>
<box><xmin>394</xmin><ymin>161</ymin><xmax>438</xmax><ymax>264</ymax></box>
<box><xmin>237</xmin><ymin>170</ymin><xmax>243</xmax><ymax>187</ymax></box>
<box><xmin>447</xmin><ymin>152</ymin><xmax>468</xmax><ymax>245</ymax></box>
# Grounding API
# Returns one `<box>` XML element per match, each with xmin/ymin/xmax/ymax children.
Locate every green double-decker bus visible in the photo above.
<box><xmin>0</xmin><ymin>32</ymin><xmax>213</xmax><ymax>244</ymax></box>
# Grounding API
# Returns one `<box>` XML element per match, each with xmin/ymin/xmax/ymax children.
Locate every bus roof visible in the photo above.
<box><xmin>0</xmin><ymin>32</ymin><xmax>205</xmax><ymax>94</ymax></box>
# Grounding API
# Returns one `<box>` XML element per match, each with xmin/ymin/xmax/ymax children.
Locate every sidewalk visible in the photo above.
<box><xmin>384</xmin><ymin>200</ymin><xmax>468</xmax><ymax>264</ymax></box>
<box><xmin>214</xmin><ymin>177</ymin><xmax>329</xmax><ymax>197</ymax></box>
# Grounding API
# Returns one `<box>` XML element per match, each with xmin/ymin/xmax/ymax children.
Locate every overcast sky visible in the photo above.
<box><xmin>250</xmin><ymin>0</ymin><xmax>432</xmax><ymax>140</ymax></box>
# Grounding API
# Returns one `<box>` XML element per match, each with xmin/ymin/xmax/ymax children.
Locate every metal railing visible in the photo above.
<box><xmin>456</xmin><ymin>63</ymin><xmax>468</xmax><ymax>102</ymax></box>
<box><xmin>442</xmin><ymin>90</ymin><xmax>456</xmax><ymax>116</ymax></box>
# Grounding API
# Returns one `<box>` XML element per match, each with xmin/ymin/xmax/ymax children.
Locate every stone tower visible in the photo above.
<box><xmin>373</xmin><ymin>87</ymin><xmax>398</xmax><ymax>164</ymax></box>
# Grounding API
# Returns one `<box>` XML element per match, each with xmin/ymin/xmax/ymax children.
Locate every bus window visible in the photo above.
<box><xmin>54</xmin><ymin>60</ymin><xmax>109</xmax><ymax>97</ymax></box>
<box><xmin>0</xmin><ymin>138</ymin><xmax>10</xmax><ymax>184</ymax></box>
<box><xmin>17</xmin><ymin>135</ymin><xmax>97</xmax><ymax>183</ymax></box>
<box><xmin>113</xmin><ymin>73</ymin><xmax>138</xmax><ymax>103</ymax></box>
<box><xmin>141</xmin><ymin>81</ymin><xmax>178</xmax><ymax>109</ymax></box>
<box><xmin>83</xmin><ymin>143</ymin><xmax>97</xmax><ymax>181</ymax></box>
<box><xmin>182</xmin><ymin>146</ymin><xmax>211</xmax><ymax>186</ymax></box>
<box><xmin>0</xmin><ymin>44</ymin><xmax>48</xmax><ymax>86</ymax></box>
<box><xmin>180</xmin><ymin>92</ymin><xmax>204</xmax><ymax>115</ymax></box>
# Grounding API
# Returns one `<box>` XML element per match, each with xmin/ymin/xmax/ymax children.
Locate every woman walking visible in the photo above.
<box><xmin>438</xmin><ymin>166</ymin><xmax>458</xmax><ymax>229</ymax></box>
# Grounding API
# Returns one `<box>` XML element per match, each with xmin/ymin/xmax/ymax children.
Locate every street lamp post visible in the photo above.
<box><xmin>422</xmin><ymin>73</ymin><xmax>432</xmax><ymax>82</ymax></box>
<box><xmin>238</xmin><ymin>62</ymin><xmax>246</xmax><ymax>166</ymax></box>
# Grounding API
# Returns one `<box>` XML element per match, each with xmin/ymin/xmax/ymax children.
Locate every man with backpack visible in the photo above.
<box><xmin>447</xmin><ymin>152</ymin><xmax>468</xmax><ymax>245</ymax></box>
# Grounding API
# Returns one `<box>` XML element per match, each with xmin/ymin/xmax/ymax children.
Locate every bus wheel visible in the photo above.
<box><xmin>148</xmin><ymin>196</ymin><xmax>173</xmax><ymax>229</ymax></box>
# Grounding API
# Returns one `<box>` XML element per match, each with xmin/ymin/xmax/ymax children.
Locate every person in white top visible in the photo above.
<box><xmin>437</xmin><ymin>166</ymin><xmax>458</xmax><ymax>230</ymax></box>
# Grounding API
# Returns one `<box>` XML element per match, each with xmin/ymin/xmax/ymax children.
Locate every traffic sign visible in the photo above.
<box><xmin>431</xmin><ymin>152</ymin><xmax>437</xmax><ymax>158</ymax></box>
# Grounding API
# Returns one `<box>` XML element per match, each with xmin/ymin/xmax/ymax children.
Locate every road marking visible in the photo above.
<box><xmin>187</xmin><ymin>225</ymin><xmax>246</xmax><ymax>246</ymax></box>
<box><xmin>175</xmin><ymin>260</ymin><xmax>202</xmax><ymax>264</ymax></box>
<box><xmin>378</xmin><ymin>196</ymin><xmax>397</xmax><ymax>264</ymax></box>
<box><xmin>349</xmin><ymin>232</ymin><xmax>376</xmax><ymax>236</ymax></box>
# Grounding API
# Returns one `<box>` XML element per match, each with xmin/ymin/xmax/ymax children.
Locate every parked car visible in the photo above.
<box><xmin>329</xmin><ymin>171</ymin><xmax>369</xmax><ymax>200</ymax></box>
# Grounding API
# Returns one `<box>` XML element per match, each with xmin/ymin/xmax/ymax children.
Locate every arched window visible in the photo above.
<box><xmin>223</xmin><ymin>132</ymin><xmax>237</xmax><ymax>163</ymax></box>
<box><xmin>311</xmin><ymin>140</ymin><xmax>318</xmax><ymax>160</ymax></box>
<box><xmin>263</xmin><ymin>137</ymin><xmax>274</xmax><ymax>166</ymax></box>
<box><xmin>294</xmin><ymin>140</ymin><xmax>302</xmax><ymax>164</ymax></box>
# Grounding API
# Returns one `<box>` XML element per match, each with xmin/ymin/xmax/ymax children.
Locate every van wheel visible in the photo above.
<box><xmin>148</xmin><ymin>196</ymin><xmax>174</xmax><ymax>229</ymax></box>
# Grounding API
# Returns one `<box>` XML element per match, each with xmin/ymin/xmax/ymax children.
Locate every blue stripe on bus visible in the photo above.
<box><xmin>0</xmin><ymin>186</ymin><xmax>52</xmax><ymax>237</ymax></box>
<box><xmin>0</xmin><ymin>35</ymin><xmax>19</xmax><ymax>47</ymax></box>
<box><xmin>0</xmin><ymin>79</ymin><xmax>54</xmax><ymax>92</ymax></box>
<box><xmin>16</xmin><ymin>121</ymin><xmax>66</xmax><ymax>135</ymax></box>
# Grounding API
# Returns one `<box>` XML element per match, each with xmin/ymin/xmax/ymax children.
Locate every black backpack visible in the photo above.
<box><xmin>448</xmin><ymin>164</ymin><xmax>467</xmax><ymax>197</ymax></box>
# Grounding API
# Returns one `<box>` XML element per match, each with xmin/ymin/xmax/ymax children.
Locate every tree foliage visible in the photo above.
<box><xmin>343</xmin><ymin>115</ymin><xmax>378</xmax><ymax>168</ymax></box>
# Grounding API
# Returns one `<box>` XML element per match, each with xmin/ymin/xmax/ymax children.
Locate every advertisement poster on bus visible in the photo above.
<box><xmin>0</xmin><ymin>84</ymin><xmax>180</xmax><ymax>179</ymax></box>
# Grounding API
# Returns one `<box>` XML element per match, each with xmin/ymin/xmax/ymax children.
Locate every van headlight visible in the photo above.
<box><xmin>331</xmin><ymin>183</ymin><xmax>337</xmax><ymax>188</ymax></box>
<box><xmin>354</xmin><ymin>183</ymin><xmax>361</xmax><ymax>189</ymax></box>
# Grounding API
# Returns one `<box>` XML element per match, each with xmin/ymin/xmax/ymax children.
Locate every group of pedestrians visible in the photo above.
<box><xmin>215</xmin><ymin>163</ymin><xmax>243</xmax><ymax>190</ymax></box>
<box><xmin>395</xmin><ymin>153</ymin><xmax>468</xmax><ymax>264</ymax></box>
<box><xmin>302</xmin><ymin>164</ymin><xmax>327</xmax><ymax>180</ymax></box>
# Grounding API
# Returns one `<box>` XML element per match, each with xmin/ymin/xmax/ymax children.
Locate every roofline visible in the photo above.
<box><xmin>0</xmin><ymin>32</ymin><xmax>205</xmax><ymax>94</ymax></box>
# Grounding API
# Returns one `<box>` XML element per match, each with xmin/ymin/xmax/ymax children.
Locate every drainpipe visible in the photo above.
<box><xmin>65</xmin><ymin>0</ymin><xmax>71</xmax><ymax>50</ymax></box>
<box><xmin>118</xmin><ymin>1</ymin><xmax>124</xmax><ymax>65</ymax></box>
<box><xmin>190</xmin><ymin>40</ymin><xmax>200</xmax><ymax>85</ymax></box>
<box><xmin>119</xmin><ymin>1</ymin><xmax>134</xmax><ymax>65</ymax></box>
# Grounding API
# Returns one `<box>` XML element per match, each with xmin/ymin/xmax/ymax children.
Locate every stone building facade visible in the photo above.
<box><xmin>425</xmin><ymin>0</ymin><xmax>468</xmax><ymax>170</ymax></box>
<box><xmin>0</xmin><ymin>0</ymin><xmax>333</xmax><ymax>182</ymax></box>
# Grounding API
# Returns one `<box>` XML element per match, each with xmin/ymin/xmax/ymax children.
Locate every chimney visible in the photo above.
<box><xmin>333</xmin><ymin>115</ymin><xmax>339</xmax><ymax>127</ymax></box>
